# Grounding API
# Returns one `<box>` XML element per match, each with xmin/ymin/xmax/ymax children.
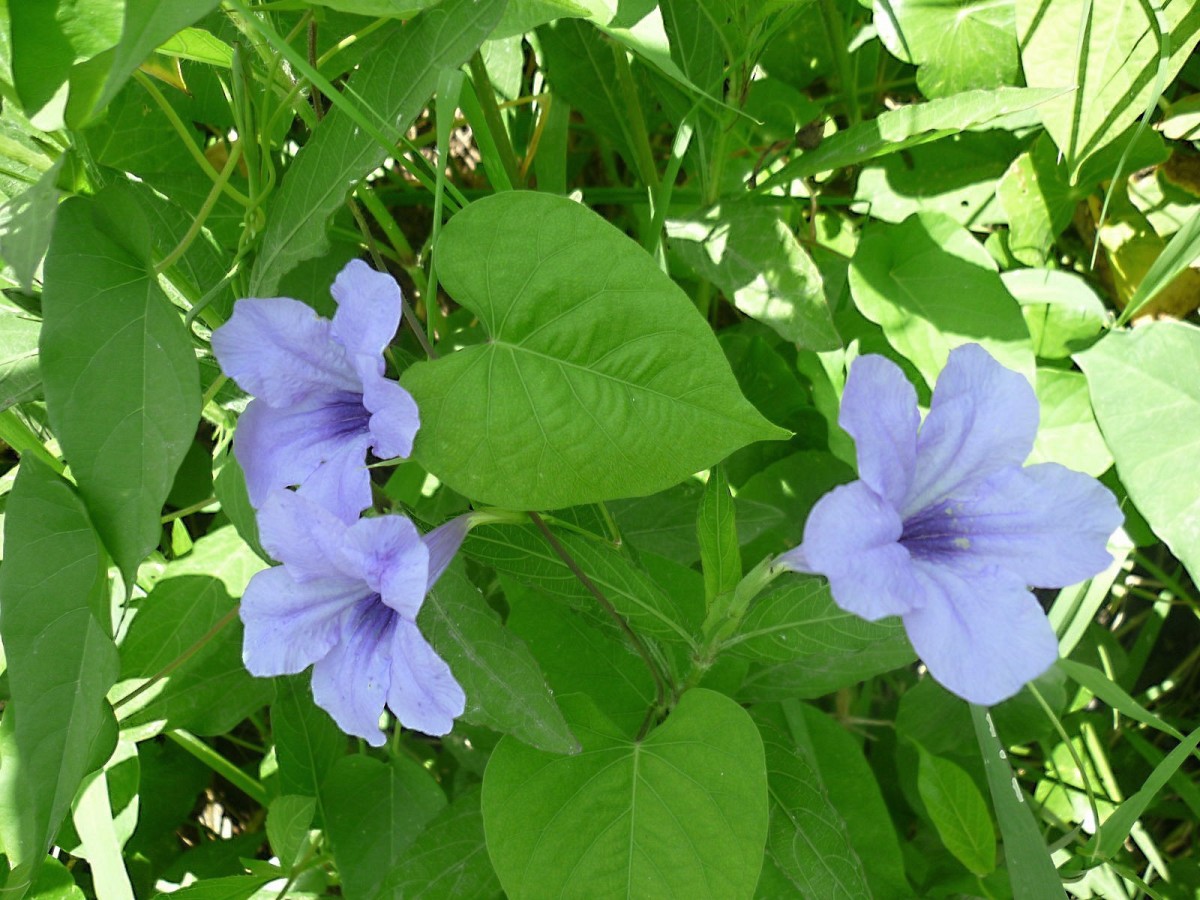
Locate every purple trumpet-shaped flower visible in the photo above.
<box><xmin>241</xmin><ymin>489</ymin><xmax>468</xmax><ymax>744</ymax></box>
<box><xmin>780</xmin><ymin>344</ymin><xmax>1122</xmax><ymax>705</ymax></box>
<box><xmin>212</xmin><ymin>260</ymin><xmax>419</xmax><ymax>523</ymax></box>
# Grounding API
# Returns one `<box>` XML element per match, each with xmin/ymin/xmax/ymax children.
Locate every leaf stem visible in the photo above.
<box><xmin>468</xmin><ymin>52</ymin><xmax>522</xmax><ymax>189</ymax></box>
<box><xmin>527</xmin><ymin>511</ymin><xmax>668</xmax><ymax>724</ymax></box>
<box><xmin>155</xmin><ymin>140</ymin><xmax>244</xmax><ymax>276</ymax></box>
<box><xmin>167</xmin><ymin>728</ymin><xmax>268</xmax><ymax>806</ymax></box>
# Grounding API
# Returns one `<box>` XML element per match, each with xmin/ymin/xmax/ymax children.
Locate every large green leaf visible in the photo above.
<box><xmin>0</xmin><ymin>458</ymin><xmax>119</xmax><ymax>899</ymax></box>
<box><xmin>1016</xmin><ymin>0</ymin><xmax>1200</xmax><ymax>177</ymax></box>
<box><xmin>667</xmin><ymin>203</ymin><xmax>841</xmax><ymax>350</ymax></box>
<box><xmin>8</xmin><ymin>0</ymin><xmax>122</xmax><ymax>115</ymax></box>
<box><xmin>322</xmin><ymin>755</ymin><xmax>447</xmax><ymax>900</ymax></box>
<box><xmin>697</xmin><ymin>466</ymin><xmax>740</xmax><ymax>605</ymax></box>
<box><xmin>403</xmin><ymin>192</ymin><xmax>786</xmax><ymax>509</ymax></box>
<box><xmin>1029</xmin><ymin>368</ymin><xmax>1111</xmax><ymax>477</ymax></box>
<box><xmin>271</xmin><ymin>677</ymin><xmax>346</xmax><ymax>803</ymax></box>
<box><xmin>754</xmin><ymin>705</ymin><xmax>873</xmax><ymax>898</ymax></box>
<box><xmin>916</xmin><ymin>747</ymin><xmax>996</xmax><ymax>876</ymax></box>
<box><xmin>1077</xmin><ymin>321</ymin><xmax>1200</xmax><ymax>585</ymax></box>
<box><xmin>40</xmin><ymin>190</ymin><xmax>200</xmax><ymax>583</ymax></box>
<box><xmin>0</xmin><ymin>156</ymin><xmax>62</xmax><ymax>293</ymax></box>
<box><xmin>848</xmin><ymin>211</ymin><xmax>1034</xmax><ymax>386</ymax></box>
<box><xmin>420</xmin><ymin>567</ymin><xmax>578</xmax><ymax>754</ymax></box>
<box><xmin>874</xmin><ymin>0</ymin><xmax>1019</xmax><ymax>98</ymax></box>
<box><xmin>250</xmin><ymin>0</ymin><xmax>505</xmax><ymax>295</ymax></box>
<box><xmin>482</xmin><ymin>689</ymin><xmax>768</xmax><ymax>899</ymax></box>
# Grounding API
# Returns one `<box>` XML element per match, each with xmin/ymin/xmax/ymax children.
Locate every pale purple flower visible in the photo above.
<box><xmin>780</xmin><ymin>344</ymin><xmax>1121</xmax><ymax>705</ymax></box>
<box><xmin>212</xmin><ymin>260</ymin><xmax>419</xmax><ymax>523</ymax></box>
<box><xmin>241</xmin><ymin>489</ymin><xmax>468</xmax><ymax>744</ymax></box>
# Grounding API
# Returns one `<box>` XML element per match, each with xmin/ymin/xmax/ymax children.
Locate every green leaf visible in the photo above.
<box><xmin>322</xmin><ymin>755</ymin><xmax>447</xmax><ymax>900</ymax></box>
<box><xmin>1001</xmin><ymin>268</ymin><xmax>1108</xmax><ymax>360</ymax></box>
<box><xmin>93</xmin><ymin>1</ymin><xmax>223</xmax><ymax>118</ymax></box>
<box><xmin>1016</xmin><ymin>0</ymin><xmax>1200</xmax><ymax>177</ymax></box>
<box><xmin>308</xmin><ymin>0</ymin><xmax>444</xmax><ymax>16</ymax></box>
<box><xmin>0</xmin><ymin>301</ymin><xmax>42</xmax><ymax>411</ymax></box>
<box><xmin>266</xmin><ymin>795</ymin><xmax>316</xmax><ymax>869</ymax></box>
<box><xmin>1028</xmin><ymin>368</ymin><xmax>1112</xmax><ymax>477</ymax></box>
<box><xmin>667</xmin><ymin>202</ymin><xmax>841</xmax><ymax>350</ymax></box>
<box><xmin>874</xmin><ymin>0</ymin><xmax>1019</xmax><ymax>98</ymax></box>
<box><xmin>493</xmin><ymin>0</ymin><xmax>592</xmax><ymax>39</ymax></box>
<box><xmin>27</xmin><ymin>856</ymin><xmax>85</xmax><ymax>900</ymax></box>
<box><xmin>916</xmin><ymin>747</ymin><xmax>996</xmax><ymax>876</ymax></box>
<box><xmin>420</xmin><ymin>567</ymin><xmax>578</xmax><ymax>754</ymax></box>
<box><xmin>115</xmin><ymin>573</ymin><xmax>273</xmax><ymax>739</ymax></box>
<box><xmin>698</xmin><ymin>467</ymin><xmax>740</xmax><ymax>605</ymax></box>
<box><xmin>848</xmin><ymin>212</ymin><xmax>1034</xmax><ymax>386</ymax></box>
<box><xmin>504</xmin><ymin>576</ymin><xmax>656</xmax><ymax>736</ymax></box>
<box><xmin>381</xmin><ymin>787</ymin><xmax>501</xmax><ymax>899</ymax></box>
<box><xmin>482</xmin><ymin>689</ymin><xmax>768</xmax><ymax>899</ymax></box>
<box><xmin>0</xmin><ymin>156</ymin><xmax>62</xmax><ymax>293</ymax></box>
<box><xmin>1120</xmin><ymin>198</ymin><xmax>1200</xmax><ymax>324</ymax></box>
<box><xmin>1076</xmin><ymin>321</ymin><xmax>1200</xmax><ymax>585</ymax></box>
<box><xmin>0</xmin><ymin>458</ymin><xmax>119</xmax><ymax>898</ymax></box>
<box><xmin>403</xmin><ymin>192</ymin><xmax>786</xmax><ymax>509</ymax></box>
<box><xmin>148</xmin><ymin>875</ymin><xmax>276</xmax><ymax>900</ymax></box>
<box><xmin>250</xmin><ymin>0</ymin><xmax>505</xmax><ymax>295</ymax></box>
<box><xmin>729</xmin><ymin>577</ymin><xmax>915</xmax><ymax>701</ymax></box>
<box><xmin>271</xmin><ymin>676</ymin><xmax>346</xmax><ymax>802</ymax></box>
<box><xmin>40</xmin><ymin>190</ymin><xmax>200</xmax><ymax>584</ymax></box>
<box><xmin>1058</xmin><ymin>659</ymin><xmax>1182</xmax><ymax>741</ymax></box>
<box><xmin>9</xmin><ymin>1</ymin><xmax>122</xmax><ymax>115</ymax></box>
<box><xmin>70</xmin><ymin>759</ymin><xmax>136</xmax><ymax>900</ymax></box>
<box><xmin>970</xmin><ymin>705</ymin><xmax>1064</xmax><ymax>899</ymax></box>
<box><xmin>754</xmin><ymin>704</ymin><xmax>873</xmax><ymax>898</ymax></box>
<box><xmin>765</xmin><ymin>87</ymin><xmax>1068</xmax><ymax>186</ymax></box>
<box><xmin>466</xmin><ymin>523</ymin><xmax>699</xmax><ymax>649</ymax></box>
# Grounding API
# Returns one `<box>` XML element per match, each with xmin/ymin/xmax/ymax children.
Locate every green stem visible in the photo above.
<box><xmin>1030</xmin><ymin>683</ymin><xmax>1101</xmax><ymax>860</ymax></box>
<box><xmin>167</xmin><ymin>728</ymin><xmax>268</xmax><ymax>806</ymax></box>
<box><xmin>468</xmin><ymin>52</ymin><xmax>522</xmax><ymax>189</ymax></box>
<box><xmin>818</xmin><ymin>0</ymin><xmax>860</xmax><ymax>125</ymax></box>
<box><xmin>156</xmin><ymin>141</ymin><xmax>244</xmax><ymax>276</ymax></box>
<box><xmin>610</xmin><ymin>44</ymin><xmax>660</xmax><ymax>192</ymax></box>
<box><xmin>115</xmin><ymin>607</ymin><xmax>239</xmax><ymax>710</ymax></box>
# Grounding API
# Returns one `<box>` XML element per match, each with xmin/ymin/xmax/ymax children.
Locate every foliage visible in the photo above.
<box><xmin>1</xmin><ymin>1</ymin><xmax>1199</xmax><ymax>898</ymax></box>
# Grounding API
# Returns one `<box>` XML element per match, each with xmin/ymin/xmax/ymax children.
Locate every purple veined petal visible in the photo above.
<box><xmin>358</xmin><ymin>364</ymin><xmax>420</xmax><ymax>461</ymax></box>
<box><xmin>934</xmin><ymin>463</ymin><xmax>1121</xmax><ymax>588</ymax></box>
<box><xmin>212</xmin><ymin>298</ymin><xmax>359</xmax><ymax>406</ymax></box>
<box><xmin>234</xmin><ymin>396</ymin><xmax>372</xmax><ymax>512</ymax></box>
<box><xmin>387</xmin><ymin>618</ymin><xmax>466</xmax><ymax>736</ymax></box>
<box><xmin>904</xmin><ymin>344</ymin><xmax>1039</xmax><ymax>518</ymax></box>
<box><xmin>240</xmin><ymin>566</ymin><xmax>367</xmax><ymax>677</ymax></box>
<box><xmin>423</xmin><ymin>516</ymin><xmax>472</xmax><ymax>591</ymax></box>
<box><xmin>801</xmin><ymin>481</ymin><xmax>922</xmax><ymax>620</ymax></box>
<box><xmin>339</xmin><ymin>514</ymin><xmax>429</xmax><ymax>618</ymax></box>
<box><xmin>311</xmin><ymin>598</ymin><xmax>397</xmax><ymax>747</ymax></box>
<box><xmin>256</xmin><ymin>489</ymin><xmax>348</xmax><ymax>579</ymax></box>
<box><xmin>839</xmin><ymin>354</ymin><xmax>920</xmax><ymax>508</ymax></box>
<box><xmin>330</xmin><ymin>260</ymin><xmax>403</xmax><ymax>361</ymax></box>
<box><xmin>902</xmin><ymin>560</ymin><xmax>1059</xmax><ymax>705</ymax></box>
<box><xmin>295</xmin><ymin>435</ymin><xmax>377</xmax><ymax>525</ymax></box>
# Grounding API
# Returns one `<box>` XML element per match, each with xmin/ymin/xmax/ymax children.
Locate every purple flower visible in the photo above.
<box><xmin>212</xmin><ymin>260</ymin><xmax>419</xmax><ymax>523</ymax></box>
<box><xmin>241</xmin><ymin>489</ymin><xmax>468</xmax><ymax>744</ymax></box>
<box><xmin>780</xmin><ymin>344</ymin><xmax>1121</xmax><ymax>705</ymax></box>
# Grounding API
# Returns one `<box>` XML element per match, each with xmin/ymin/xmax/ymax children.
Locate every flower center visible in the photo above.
<box><xmin>322</xmin><ymin>390</ymin><xmax>372</xmax><ymax>439</ymax></box>
<box><xmin>900</xmin><ymin>500</ymin><xmax>973</xmax><ymax>561</ymax></box>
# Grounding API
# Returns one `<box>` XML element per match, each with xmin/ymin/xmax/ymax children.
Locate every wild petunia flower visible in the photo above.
<box><xmin>241</xmin><ymin>489</ymin><xmax>468</xmax><ymax>744</ymax></box>
<box><xmin>211</xmin><ymin>260</ymin><xmax>419</xmax><ymax>523</ymax></box>
<box><xmin>780</xmin><ymin>344</ymin><xmax>1122</xmax><ymax>705</ymax></box>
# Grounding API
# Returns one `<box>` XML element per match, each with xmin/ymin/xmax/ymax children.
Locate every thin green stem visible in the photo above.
<box><xmin>610</xmin><ymin>44</ymin><xmax>660</xmax><ymax>192</ymax></box>
<box><xmin>156</xmin><ymin>141</ymin><xmax>244</xmax><ymax>276</ymax></box>
<box><xmin>115</xmin><ymin>607</ymin><xmax>240</xmax><ymax>711</ymax></box>
<box><xmin>161</xmin><ymin>497</ymin><xmax>218</xmax><ymax>523</ymax></box>
<box><xmin>167</xmin><ymin>729</ymin><xmax>268</xmax><ymax>806</ymax></box>
<box><xmin>468</xmin><ymin>52</ymin><xmax>522</xmax><ymax>189</ymax></box>
<box><xmin>131</xmin><ymin>71</ymin><xmax>252</xmax><ymax>207</ymax></box>
<box><xmin>1030</xmin><ymin>682</ymin><xmax>1101</xmax><ymax>859</ymax></box>
<box><xmin>528</xmin><ymin>511</ymin><xmax>668</xmax><ymax>732</ymax></box>
<box><xmin>818</xmin><ymin>0</ymin><xmax>861</xmax><ymax>125</ymax></box>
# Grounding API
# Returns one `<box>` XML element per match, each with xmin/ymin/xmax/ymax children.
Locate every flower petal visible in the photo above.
<box><xmin>339</xmin><ymin>514</ymin><xmax>429</xmax><ymax>617</ymax></box>
<box><xmin>240</xmin><ymin>566</ymin><xmax>365</xmax><ymax>676</ymax></box>
<box><xmin>944</xmin><ymin>463</ymin><xmax>1121</xmax><ymax>588</ymax></box>
<box><xmin>295</xmin><ymin>436</ymin><xmax>375</xmax><ymax>525</ymax></box>
<box><xmin>840</xmin><ymin>354</ymin><xmax>919</xmax><ymax>507</ymax></box>
<box><xmin>256</xmin><ymin>489</ymin><xmax>348</xmax><ymax>580</ymax></box>
<box><xmin>801</xmin><ymin>481</ymin><xmax>921</xmax><ymax>620</ymax></box>
<box><xmin>330</xmin><ymin>260</ymin><xmax>402</xmax><ymax>361</ymax></box>
<box><xmin>311</xmin><ymin>599</ymin><xmax>396</xmax><ymax>746</ymax></box>
<box><xmin>905</xmin><ymin>344</ymin><xmax>1039</xmax><ymax>517</ymax></box>
<box><xmin>233</xmin><ymin>396</ymin><xmax>371</xmax><ymax>513</ymax></box>
<box><xmin>212</xmin><ymin>298</ymin><xmax>359</xmax><ymax>406</ymax></box>
<box><xmin>387</xmin><ymin>619</ymin><xmax>465</xmax><ymax>736</ymax></box>
<box><xmin>903</xmin><ymin>561</ymin><xmax>1059</xmax><ymax>705</ymax></box>
<box><xmin>423</xmin><ymin>516</ymin><xmax>471</xmax><ymax>591</ymax></box>
<box><xmin>359</xmin><ymin>366</ymin><xmax>420</xmax><ymax>461</ymax></box>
